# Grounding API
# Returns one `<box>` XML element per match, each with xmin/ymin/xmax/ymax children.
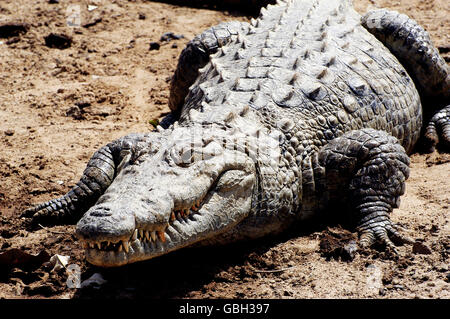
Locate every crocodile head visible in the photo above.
<box><xmin>75</xmin><ymin>125</ymin><xmax>257</xmax><ymax>266</ymax></box>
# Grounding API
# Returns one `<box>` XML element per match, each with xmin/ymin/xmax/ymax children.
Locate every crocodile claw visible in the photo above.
<box><xmin>358</xmin><ymin>221</ymin><xmax>415</xmax><ymax>253</ymax></box>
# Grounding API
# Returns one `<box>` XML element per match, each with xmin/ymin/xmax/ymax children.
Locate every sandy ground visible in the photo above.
<box><xmin>0</xmin><ymin>0</ymin><xmax>448</xmax><ymax>299</ymax></box>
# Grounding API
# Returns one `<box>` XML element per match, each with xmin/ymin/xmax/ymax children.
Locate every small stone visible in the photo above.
<box><xmin>412</xmin><ymin>241</ymin><xmax>432</xmax><ymax>255</ymax></box>
<box><xmin>0</xmin><ymin>22</ymin><xmax>29</xmax><ymax>38</ymax></box>
<box><xmin>392</xmin><ymin>284</ymin><xmax>404</xmax><ymax>290</ymax></box>
<box><xmin>4</xmin><ymin>129</ymin><xmax>14</xmax><ymax>136</ymax></box>
<box><xmin>81</xmin><ymin>273</ymin><xmax>107</xmax><ymax>289</ymax></box>
<box><xmin>66</xmin><ymin>106</ymin><xmax>83</xmax><ymax>120</ymax></box>
<box><xmin>438</xmin><ymin>44</ymin><xmax>450</xmax><ymax>54</ymax></box>
<box><xmin>160</xmin><ymin>32</ymin><xmax>184</xmax><ymax>42</ymax></box>
<box><xmin>138</xmin><ymin>13</ymin><xmax>146</xmax><ymax>20</ymax></box>
<box><xmin>44</xmin><ymin>33</ymin><xmax>72</xmax><ymax>49</ymax></box>
<box><xmin>74</xmin><ymin>100</ymin><xmax>91</xmax><ymax>109</ymax></box>
<box><xmin>429</xmin><ymin>224</ymin><xmax>439</xmax><ymax>233</ymax></box>
<box><xmin>343</xmin><ymin>241</ymin><xmax>357</xmax><ymax>260</ymax></box>
<box><xmin>149</xmin><ymin>42</ymin><xmax>160</xmax><ymax>51</ymax></box>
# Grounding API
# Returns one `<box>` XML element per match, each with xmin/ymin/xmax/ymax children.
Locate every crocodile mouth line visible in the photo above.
<box><xmin>80</xmin><ymin>199</ymin><xmax>203</xmax><ymax>254</ymax></box>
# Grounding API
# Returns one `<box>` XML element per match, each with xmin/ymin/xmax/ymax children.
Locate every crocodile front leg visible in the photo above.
<box><xmin>318</xmin><ymin>128</ymin><xmax>414</xmax><ymax>251</ymax></box>
<box><xmin>23</xmin><ymin>133</ymin><xmax>153</xmax><ymax>226</ymax></box>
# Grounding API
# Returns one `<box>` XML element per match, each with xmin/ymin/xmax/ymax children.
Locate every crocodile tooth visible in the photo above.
<box><xmin>118</xmin><ymin>244</ymin><xmax>122</xmax><ymax>252</ymax></box>
<box><xmin>171</xmin><ymin>211</ymin><xmax>176</xmax><ymax>222</ymax></box>
<box><xmin>97</xmin><ymin>243</ymin><xmax>101</xmax><ymax>250</ymax></box>
<box><xmin>157</xmin><ymin>231</ymin><xmax>166</xmax><ymax>243</ymax></box>
<box><xmin>151</xmin><ymin>231</ymin><xmax>157</xmax><ymax>242</ymax></box>
<box><xmin>139</xmin><ymin>229</ymin><xmax>144</xmax><ymax>238</ymax></box>
<box><xmin>145</xmin><ymin>231</ymin><xmax>150</xmax><ymax>241</ymax></box>
<box><xmin>123</xmin><ymin>241</ymin><xmax>129</xmax><ymax>253</ymax></box>
<box><xmin>132</xmin><ymin>229</ymin><xmax>138</xmax><ymax>241</ymax></box>
<box><xmin>260</xmin><ymin>6</ymin><xmax>267</xmax><ymax>16</ymax></box>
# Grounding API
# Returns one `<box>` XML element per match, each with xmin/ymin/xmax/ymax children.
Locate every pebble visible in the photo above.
<box><xmin>149</xmin><ymin>42</ymin><xmax>160</xmax><ymax>51</ymax></box>
<box><xmin>392</xmin><ymin>284</ymin><xmax>404</xmax><ymax>290</ymax></box>
<box><xmin>343</xmin><ymin>240</ymin><xmax>358</xmax><ymax>260</ymax></box>
<box><xmin>44</xmin><ymin>33</ymin><xmax>72</xmax><ymax>49</ymax></box>
<box><xmin>0</xmin><ymin>22</ymin><xmax>29</xmax><ymax>38</ymax></box>
<box><xmin>4</xmin><ymin>129</ymin><xmax>14</xmax><ymax>136</ymax></box>
<box><xmin>160</xmin><ymin>32</ymin><xmax>184</xmax><ymax>42</ymax></box>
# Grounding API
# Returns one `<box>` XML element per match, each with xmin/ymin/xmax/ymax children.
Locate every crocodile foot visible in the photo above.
<box><xmin>424</xmin><ymin>105</ymin><xmax>450</xmax><ymax>152</ymax></box>
<box><xmin>357</xmin><ymin>216</ymin><xmax>415</xmax><ymax>253</ymax></box>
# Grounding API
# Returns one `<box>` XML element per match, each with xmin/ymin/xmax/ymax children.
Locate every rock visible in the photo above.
<box><xmin>160</xmin><ymin>32</ymin><xmax>184</xmax><ymax>42</ymax></box>
<box><xmin>392</xmin><ymin>284</ymin><xmax>404</xmax><ymax>290</ymax></box>
<box><xmin>49</xmin><ymin>254</ymin><xmax>70</xmax><ymax>272</ymax></box>
<box><xmin>412</xmin><ymin>241</ymin><xmax>432</xmax><ymax>255</ymax></box>
<box><xmin>0</xmin><ymin>22</ymin><xmax>29</xmax><ymax>38</ymax></box>
<box><xmin>149</xmin><ymin>42</ymin><xmax>160</xmax><ymax>51</ymax></box>
<box><xmin>438</xmin><ymin>44</ymin><xmax>450</xmax><ymax>54</ymax></box>
<box><xmin>82</xmin><ymin>16</ymin><xmax>102</xmax><ymax>28</ymax></box>
<box><xmin>74</xmin><ymin>100</ymin><xmax>91</xmax><ymax>109</ymax></box>
<box><xmin>429</xmin><ymin>224</ymin><xmax>439</xmax><ymax>233</ymax></box>
<box><xmin>343</xmin><ymin>240</ymin><xmax>358</xmax><ymax>260</ymax></box>
<box><xmin>4</xmin><ymin>129</ymin><xmax>14</xmax><ymax>136</ymax></box>
<box><xmin>138</xmin><ymin>13</ymin><xmax>146</xmax><ymax>20</ymax></box>
<box><xmin>44</xmin><ymin>33</ymin><xmax>72</xmax><ymax>49</ymax></box>
<box><xmin>81</xmin><ymin>273</ymin><xmax>107</xmax><ymax>289</ymax></box>
<box><xmin>66</xmin><ymin>106</ymin><xmax>83</xmax><ymax>120</ymax></box>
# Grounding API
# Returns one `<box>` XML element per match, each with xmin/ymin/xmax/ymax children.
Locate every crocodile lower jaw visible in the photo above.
<box><xmin>80</xmin><ymin>203</ymin><xmax>206</xmax><ymax>267</ymax></box>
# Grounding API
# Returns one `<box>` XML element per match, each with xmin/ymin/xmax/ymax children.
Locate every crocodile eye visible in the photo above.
<box><xmin>170</xmin><ymin>140</ymin><xmax>223</xmax><ymax>167</ymax></box>
<box><xmin>170</xmin><ymin>143</ymin><xmax>194</xmax><ymax>167</ymax></box>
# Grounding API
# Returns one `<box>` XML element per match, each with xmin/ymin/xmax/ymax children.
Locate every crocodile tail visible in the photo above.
<box><xmin>362</xmin><ymin>9</ymin><xmax>449</xmax><ymax>103</ymax></box>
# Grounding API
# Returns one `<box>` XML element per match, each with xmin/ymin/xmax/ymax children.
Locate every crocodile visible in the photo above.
<box><xmin>24</xmin><ymin>0</ymin><xmax>449</xmax><ymax>267</ymax></box>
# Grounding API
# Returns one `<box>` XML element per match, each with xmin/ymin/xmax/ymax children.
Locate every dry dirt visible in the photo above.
<box><xmin>0</xmin><ymin>0</ymin><xmax>448</xmax><ymax>299</ymax></box>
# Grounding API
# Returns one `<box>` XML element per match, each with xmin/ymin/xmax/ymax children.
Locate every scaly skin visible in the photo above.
<box><xmin>24</xmin><ymin>0</ymin><xmax>449</xmax><ymax>267</ymax></box>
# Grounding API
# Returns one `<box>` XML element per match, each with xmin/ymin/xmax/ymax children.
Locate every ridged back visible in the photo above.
<box><xmin>181</xmin><ymin>0</ymin><xmax>422</xmax><ymax>153</ymax></box>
